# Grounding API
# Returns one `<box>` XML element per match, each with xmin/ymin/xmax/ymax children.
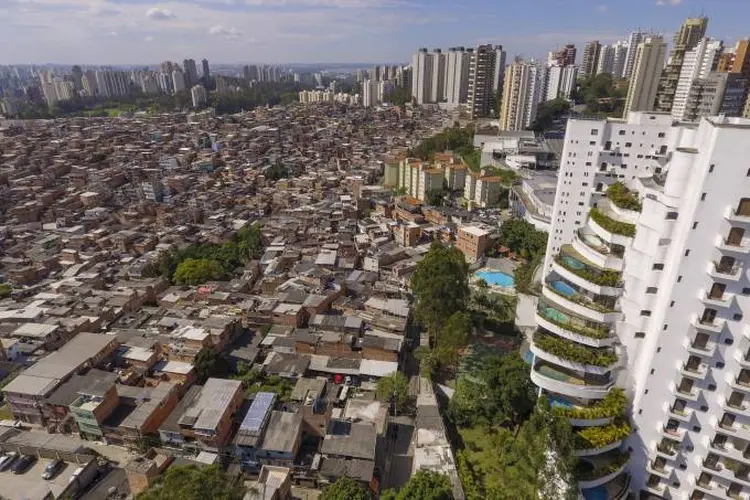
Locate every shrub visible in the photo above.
<box><xmin>533</xmin><ymin>333</ymin><xmax>617</xmax><ymax>367</ymax></box>
<box><xmin>552</xmin><ymin>389</ymin><xmax>627</xmax><ymax>420</ymax></box>
<box><xmin>606</xmin><ymin>182</ymin><xmax>642</xmax><ymax>212</ymax></box>
<box><xmin>554</xmin><ymin>253</ymin><xmax>622</xmax><ymax>287</ymax></box>
<box><xmin>589</xmin><ymin>208</ymin><xmax>636</xmax><ymax>237</ymax></box>
<box><xmin>575</xmin><ymin>420</ymin><xmax>631</xmax><ymax>449</ymax></box>
<box><xmin>576</xmin><ymin>451</ymin><xmax>631</xmax><ymax>480</ymax></box>
<box><xmin>537</xmin><ymin>301</ymin><xmax>611</xmax><ymax>340</ymax></box>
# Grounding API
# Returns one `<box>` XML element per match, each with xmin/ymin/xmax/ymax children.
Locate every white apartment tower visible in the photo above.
<box><xmin>545</xmin><ymin>64</ymin><xmax>578</xmax><ymax>102</ymax></box>
<box><xmin>597</xmin><ymin>44</ymin><xmax>615</xmax><ymax>76</ymax></box>
<box><xmin>172</xmin><ymin>69</ymin><xmax>186</xmax><ymax>93</ymax></box>
<box><xmin>411</xmin><ymin>49</ymin><xmax>433</xmax><ymax>105</ymax></box>
<box><xmin>191</xmin><ymin>85</ymin><xmax>207</xmax><ymax>108</ymax></box>
<box><xmin>623</xmin><ymin>30</ymin><xmax>649</xmax><ymax>81</ymax></box>
<box><xmin>445</xmin><ymin>47</ymin><xmax>472</xmax><ymax>107</ymax></box>
<box><xmin>624</xmin><ymin>36</ymin><xmax>667</xmax><ymax>115</ymax></box>
<box><xmin>612</xmin><ymin>41</ymin><xmax>630</xmax><ymax>79</ymax></box>
<box><xmin>362</xmin><ymin>79</ymin><xmax>384</xmax><ymax>107</ymax></box>
<box><xmin>429</xmin><ymin>49</ymin><xmax>447</xmax><ymax>103</ymax></box>
<box><xmin>499</xmin><ymin>60</ymin><xmax>541</xmax><ymax>131</ymax></box>
<box><xmin>671</xmin><ymin>38</ymin><xmax>724</xmax><ymax>121</ymax></box>
<box><xmin>533</xmin><ymin>111</ymin><xmax>750</xmax><ymax>499</ymax></box>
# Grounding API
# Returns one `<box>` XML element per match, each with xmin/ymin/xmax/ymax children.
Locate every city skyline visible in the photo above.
<box><xmin>2</xmin><ymin>0</ymin><xmax>749</xmax><ymax>65</ymax></box>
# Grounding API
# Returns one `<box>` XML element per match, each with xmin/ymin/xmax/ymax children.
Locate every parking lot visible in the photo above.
<box><xmin>0</xmin><ymin>457</ymin><xmax>79</xmax><ymax>500</ymax></box>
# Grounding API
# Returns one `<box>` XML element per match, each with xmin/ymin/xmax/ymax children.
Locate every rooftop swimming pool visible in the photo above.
<box><xmin>475</xmin><ymin>269</ymin><xmax>515</xmax><ymax>288</ymax></box>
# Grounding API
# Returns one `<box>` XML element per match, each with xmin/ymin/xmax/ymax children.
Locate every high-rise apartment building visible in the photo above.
<box><xmin>81</xmin><ymin>70</ymin><xmax>98</xmax><ymax>97</ymax></box>
<box><xmin>534</xmin><ymin>111</ymin><xmax>750</xmax><ymax>499</ymax></box>
<box><xmin>202</xmin><ymin>59</ymin><xmax>210</xmax><ymax>80</ymax></box>
<box><xmin>445</xmin><ymin>47</ymin><xmax>472</xmax><ymax>107</ymax></box>
<box><xmin>95</xmin><ymin>70</ymin><xmax>130</xmax><ymax>98</ymax></box>
<box><xmin>731</xmin><ymin>40</ymin><xmax>750</xmax><ymax>78</ymax></box>
<box><xmin>183</xmin><ymin>59</ymin><xmax>198</xmax><ymax>87</ymax></box>
<box><xmin>191</xmin><ymin>85</ymin><xmax>207</xmax><ymax>108</ymax></box>
<box><xmin>499</xmin><ymin>60</ymin><xmax>541</xmax><ymax>131</ymax></box>
<box><xmin>623</xmin><ymin>30</ymin><xmax>648</xmax><ymax>80</ymax></box>
<box><xmin>411</xmin><ymin>48</ymin><xmax>433</xmax><ymax>105</ymax></box>
<box><xmin>655</xmin><ymin>16</ymin><xmax>709</xmax><ymax>113</ymax></box>
<box><xmin>467</xmin><ymin>44</ymin><xmax>506</xmax><ymax>119</ymax></box>
<box><xmin>429</xmin><ymin>50</ymin><xmax>447</xmax><ymax>103</ymax></box>
<box><xmin>611</xmin><ymin>41</ymin><xmax>629</xmax><ymax>79</ymax></box>
<box><xmin>362</xmin><ymin>79</ymin><xmax>384</xmax><ymax>107</ymax></box>
<box><xmin>172</xmin><ymin>69</ymin><xmax>186</xmax><ymax>93</ymax></box>
<box><xmin>624</xmin><ymin>36</ymin><xmax>667</xmax><ymax>115</ymax></box>
<box><xmin>682</xmin><ymin>73</ymin><xmax>748</xmax><ymax>122</ymax></box>
<box><xmin>550</xmin><ymin>44</ymin><xmax>577</xmax><ymax>66</ymax></box>
<box><xmin>545</xmin><ymin>64</ymin><xmax>578</xmax><ymax>101</ymax></box>
<box><xmin>596</xmin><ymin>44</ymin><xmax>615</xmax><ymax>76</ymax></box>
<box><xmin>581</xmin><ymin>41</ymin><xmax>602</xmax><ymax>79</ymax></box>
<box><xmin>672</xmin><ymin>38</ymin><xmax>724</xmax><ymax>121</ymax></box>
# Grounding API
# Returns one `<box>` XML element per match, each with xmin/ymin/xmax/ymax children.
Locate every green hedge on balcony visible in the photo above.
<box><xmin>607</xmin><ymin>182</ymin><xmax>642</xmax><ymax>212</ymax></box>
<box><xmin>534</xmin><ymin>333</ymin><xmax>618</xmax><ymax>367</ymax></box>
<box><xmin>576</xmin><ymin>451</ymin><xmax>631</xmax><ymax>481</ymax></box>
<box><xmin>589</xmin><ymin>208</ymin><xmax>636</xmax><ymax>237</ymax></box>
<box><xmin>554</xmin><ymin>254</ymin><xmax>622</xmax><ymax>287</ymax></box>
<box><xmin>575</xmin><ymin>420</ymin><xmax>632</xmax><ymax>450</ymax></box>
<box><xmin>537</xmin><ymin>303</ymin><xmax>611</xmax><ymax>340</ymax></box>
<box><xmin>552</xmin><ymin>389</ymin><xmax>627</xmax><ymax>420</ymax></box>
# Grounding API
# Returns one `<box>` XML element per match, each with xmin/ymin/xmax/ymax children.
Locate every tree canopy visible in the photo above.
<box><xmin>408</xmin><ymin>125</ymin><xmax>476</xmax><ymax>167</ymax></box>
<box><xmin>492</xmin><ymin>219</ymin><xmax>548</xmax><ymax>294</ymax></box>
<box><xmin>173</xmin><ymin>258</ymin><xmax>225</xmax><ymax>285</ymax></box>
<box><xmin>319</xmin><ymin>476</ymin><xmax>371</xmax><ymax>500</ymax></box>
<box><xmin>193</xmin><ymin>347</ymin><xmax>231</xmax><ymax>384</ymax></box>
<box><xmin>137</xmin><ymin>465</ymin><xmax>245</xmax><ymax>500</ymax></box>
<box><xmin>573</xmin><ymin>73</ymin><xmax>628</xmax><ymax>118</ymax></box>
<box><xmin>375</xmin><ymin>371</ymin><xmax>411</xmax><ymax>414</ymax></box>
<box><xmin>380</xmin><ymin>470</ymin><xmax>454</xmax><ymax>500</ymax></box>
<box><xmin>449</xmin><ymin>352</ymin><xmax>537</xmax><ymax>428</ymax></box>
<box><xmin>530</xmin><ymin>98</ymin><xmax>571</xmax><ymax>132</ymax></box>
<box><xmin>410</xmin><ymin>242</ymin><xmax>470</xmax><ymax>336</ymax></box>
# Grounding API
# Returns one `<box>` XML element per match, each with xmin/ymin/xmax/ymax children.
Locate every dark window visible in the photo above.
<box><xmin>692</xmin><ymin>222</ymin><xmax>698</xmax><ymax>229</ymax></box>
<box><xmin>641</xmin><ymin>310</ymin><xmax>652</xmax><ymax>317</ymax></box>
<box><xmin>646</xmin><ymin>287</ymin><xmax>658</xmax><ymax>294</ymax></box>
<box><xmin>716</xmin><ymin>362</ymin><xmax>725</xmax><ymax>368</ymax></box>
<box><xmin>670</xmin><ymin>301</ymin><xmax>675</xmax><ymax>307</ymax></box>
<box><xmin>684</xmin><ymin>250</ymin><xmax>690</xmax><ymax>256</ymax></box>
<box><xmin>625</xmin><ymin>142</ymin><xmax>632</xmax><ymax>147</ymax></box>
<box><xmin>658</xmin><ymin>132</ymin><xmax>665</xmax><ymax>138</ymax></box>
<box><xmin>725</xmin><ymin>338</ymin><xmax>734</xmax><ymax>345</ymax></box>
<box><xmin>653</xmin><ymin>263</ymin><xmax>664</xmax><ymax>270</ymax></box>
<box><xmin>701</xmin><ymin>193</ymin><xmax>706</xmax><ymax>201</ymax></box>
<box><xmin>709</xmin><ymin>164</ymin><xmax>715</xmax><ymax>173</ymax></box>
<box><xmin>743</xmin><ymin>287</ymin><xmax>750</xmax><ymax>295</ymax></box>
<box><xmin>635</xmin><ymin>332</ymin><xmax>646</xmax><ymax>338</ymax></box>
<box><xmin>734</xmin><ymin>313</ymin><xmax>744</xmax><ymax>321</ymax></box>
<box><xmin>618</xmin><ymin>130</ymin><xmax>626</xmax><ymax>136</ymax></box>
<box><xmin>667</xmin><ymin>211</ymin><xmax>679</xmax><ymax>220</ymax></box>
<box><xmin>677</xmin><ymin>276</ymin><xmax>683</xmax><ymax>283</ymax></box>
<box><xmin>700</xmin><ymin>405</ymin><xmax>708</xmax><ymax>411</ymax></box>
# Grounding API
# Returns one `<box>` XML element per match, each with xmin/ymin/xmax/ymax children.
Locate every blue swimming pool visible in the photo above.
<box><xmin>548</xmin><ymin>395</ymin><xmax>574</xmax><ymax>409</ymax></box>
<box><xmin>552</xmin><ymin>280</ymin><xmax>577</xmax><ymax>297</ymax></box>
<box><xmin>581</xmin><ymin>486</ymin><xmax>607</xmax><ymax>500</ymax></box>
<box><xmin>475</xmin><ymin>270</ymin><xmax>515</xmax><ymax>288</ymax></box>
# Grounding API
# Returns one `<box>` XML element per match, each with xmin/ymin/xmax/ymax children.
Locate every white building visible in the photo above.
<box><xmin>597</xmin><ymin>44</ymin><xmax>615</xmax><ymax>75</ymax></box>
<box><xmin>362</xmin><ymin>79</ymin><xmax>384</xmax><ymax>107</ymax></box>
<box><xmin>500</xmin><ymin>60</ymin><xmax>542</xmax><ymax>131</ymax></box>
<box><xmin>671</xmin><ymin>37</ymin><xmax>724</xmax><ymax>121</ymax></box>
<box><xmin>411</xmin><ymin>48</ymin><xmax>434</xmax><ymax>105</ymax></box>
<box><xmin>533</xmin><ymin>111</ymin><xmax>750</xmax><ymax>499</ymax></box>
<box><xmin>624</xmin><ymin>36</ymin><xmax>667</xmax><ymax>115</ymax></box>
<box><xmin>467</xmin><ymin>44</ymin><xmax>506</xmax><ymax>119</ymax></box>
<box><xmin>545</xmin><ymin>64</ymin><xmax>578</xmax><ymax>102</ymax></box>
<box><xmin>445</xmin><ymin>47</ymin><xmax>472</xmax><ymax>107</ymax></box>
<box><xmin>191</xmin><ymin>85</ymin><xmax>207</xmax><ymax>108</ymax></box>
<box><xmin>623</xmin><ymin>30</ymin><xmax>649</xmax><ymax>80</ymax></box>
<box><xmin>172</xmin><ymin>69</ymin><xmax>186</xmax><ymax>93</ymax></box>
<box><xmin>611</xmin><ymin>41</ymin><xmax>630</xmax><ymax>79</ymax></box>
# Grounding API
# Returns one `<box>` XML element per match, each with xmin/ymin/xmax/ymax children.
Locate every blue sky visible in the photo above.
<box><xmin>0</xmin><ymin>0</ymin><xmax>748</xmax><ymax>65</ymax></box>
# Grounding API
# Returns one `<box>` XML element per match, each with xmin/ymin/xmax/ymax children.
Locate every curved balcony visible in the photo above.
<box><xmin>531</xmin><ymin>333</ymin><xmax>618</xmax><ymax>375</ymax></box>
<box><xmin>577</xmin><ymin>451</ymin><xmax>630</xmax><ymax>489</ymax></box>
<box><xmin>531</xmin><ymin>361</ymin><xmax>613</xmax><ymax>399</ymax></box>
<box><xmin>607</xmin><ymin>197</ymin><xmax>640</xmax><ymax>224</ymax></box>
<box><xmin>581</xmin><ymin>472</ymin><xmax>631</xmax><ymax>500</ymax></box>
<box><xmin>574</xmin><ymin>440</ymin><xmax>622</xmax><ymax>457</ymax></box>
<box><xmin>542</xmin><ymin>283</ymin><xmax>620</xmax><ymax>324</ymax></box>
<box><xmin>588</xmin><ymin>207</ymin><xmax>635</xmax><ymax>246</ymax></box>
<box><xmin>554</xmin><ymin>245</ymin><xmax>623</xmax><ymax>296</ymax></box>
<box><xmin>549</xmin><ymin>390</ymin><xmax>625</xmax><ymax>427</ymax></box>
<box><xmin>573</xmin><ymin>229</ymin><xmax>625</xmax><ymax>272</ymax></box>
<box><xmin>536</xmin><ymin>300</ymin><xmax>615</xmax><ymax>348</ymax></box>
<box><xmin>575</xmin><ymin>421</ymin><xmax>631</xmax><ymax>458</ymax></box>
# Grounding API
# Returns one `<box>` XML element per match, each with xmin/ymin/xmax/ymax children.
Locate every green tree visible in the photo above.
<box><xmin>375</xmin><ymin>371</ymin><xmax>410</xmax><ymax>414</ymax></box>
<box><xmin>380</xmin><ymin>470</ymin><xmax>454</xmax><ymax>500</ymax></box>
<box><xmin>137</xmin><ymin>465</ymin><xmax>245</xmax><ymax>500</ymax></box>
<box><xmin>319</xmin><ymin>476</ymin><xmax>371</xmax><ymax>500</ymax></box>
<box><xmin>530</xmin><ymin>98</ymin><xmax>571</xmax><ymax>132</ymax></box>
<box><xmin>410</xmin><ymin>243</ymin><xmax>470</xmax><ymax>337</ymax></box>
<box><xmin>193</xmin><ymin>348</ymin><xmax>230</xmax><ymax>383</ymax></box>
<box><xmin>0</xmin><ymin>284</ymin><xmax>11</xmax><ymax>299</ymax></box>
<box><xmin>497</xmin><ymin>219</ymin><xmax>548</xmax><ymax>260</ymax></box>
<box><xmin>173</xmin><ymin>258</ymin><xmax>225</xmax><ymax>285</ymax></box>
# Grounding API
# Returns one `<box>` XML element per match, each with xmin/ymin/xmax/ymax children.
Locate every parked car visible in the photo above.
<box><xmin>0</xmin><ymin>452</ymin><xmax>18</xmax><ymax>472</ymax></box>
<box><xmin>11</xmin><ymin>455</ymin><xmax>36</xmax><ymax>474</ymax></box>
<box><xmin>42</xmin><ymin>459</ymin><xmax>64</xmax><ymax>480</ymax></box>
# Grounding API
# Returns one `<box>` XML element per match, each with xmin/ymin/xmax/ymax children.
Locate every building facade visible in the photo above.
<box><xmin>467</xmin><ymin>44</ymin><xmax>506</xmax><ymax>119</ymax></box>
<box><xmin>624</xmin><ymin>36</ymin><xmax>667</xmax><ymax>115</ymax></box>
<box><xmin>534</xmin><ymin>111</ymin><xmax>750</xmax><ymax>499</ymax></box>
<box><xmin>500</xmin><ymin>60</ymin><xmax>541</xmax><ymax>131</ymax></box>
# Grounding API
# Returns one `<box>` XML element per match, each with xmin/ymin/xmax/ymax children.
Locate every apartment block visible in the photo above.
<box><xmin>533</xmin><ymin>112</ymin><xmax>750</xmax><ymax>499</ymax></box>
<box><xmin>456</xmin><ymin>226</ymin><xmax>490</xmax><ymax>263</ymax></box>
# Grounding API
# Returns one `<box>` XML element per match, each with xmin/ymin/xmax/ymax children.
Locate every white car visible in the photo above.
<box><xmin>0</xmin><ymin>452</ymin><xmax>18</xmax><ymax>472</ymax></box>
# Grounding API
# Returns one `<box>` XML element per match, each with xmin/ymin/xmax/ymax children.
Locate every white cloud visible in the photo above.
<box><xmin>145</xmin><ymin>35</ymin><xmax>154</xmax><ymax>42</ymax></box>
<box><xmin>596</xmin><ymin>5</ymin><xmax>608</xmax><ymax>13</ymax></box>
<box><xmin>146</xmin><ymin>7</ymin><xmax>176</xmax><ymax>20</ymax></box>
<box><xmin>208</xmin><ymin>24</ymin><xmax>241</xmax><ymax>38</ymax></box>
<box><xmin>656</xmin><ymin>0</ymin><xmax>682</xmax><ymax>5</ymax></box>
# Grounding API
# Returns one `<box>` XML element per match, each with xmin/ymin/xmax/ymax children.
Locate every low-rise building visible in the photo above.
<box><xmin>456</xmin><ymin>225</ymin><xmax>490</xmax><ymax>263</ymax></box>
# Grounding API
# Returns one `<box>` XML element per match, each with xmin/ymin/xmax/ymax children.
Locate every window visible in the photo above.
<box><xmin>701</xmin><ymin>192</ymin><xmax>706</xmax><ymax>201</ymax></box>
<box><xmin>591</xmin><ymin>129</ymin><xmax>599</xmax><ymax>136</ymax></box>
<box><xmin>635</xmin><ymin>332</ymin><xmax>646</xmax><ymax>338</ymax></box>
<box><xmin>589</xmin><ymin>141</ymin><xmax>596</xmax><ymax>145</ymax></box>
<box><xmin>709</xmin><ymin>164</ymin><xmax>715</xmax><ymax>173</ymax></box>
<box><xmin>641</xmin><ymin>310</ymin><xmax>652</xmax><ymax>317</ymax></box>
<box><xmin>692</xmin><ymin>222</ymin><xmax>698</xmax><ymax>229</ymax></box>
<box><xmin>653</xmin><ymin>263</ymin><xmax>664</xmax><ymax>270</ymax></box>
<box><xmin>650</xmin><ymin>369</ymin><xmax>655</xmax><ymax>374</ymax></box>
<box><xmin>618</xmin><ymin>130</ymin><xmax>626</xmax><ymax>136</ymax></box>
<box><xmin>677</xmin><ymin>276</ymin><xmax>683</xmax><ymax>283</ymax></box>
<box><xmin>625</xmin><ymin>142</ymin><xmax>632</xmax><ymax>147</ymax></box>
<box><xmin>684</xmin><ymin>249</ymin><xmax>690</xmax><ymax>257</ymax></box>
<box><xmin>666</xmin><ymin>211</ymin><xmax>679</xmax><ymax>220</ymax></box>
<box><xmin>663</xmin><ymin>324</ymin><xmax>668</xmax><ymax>330</ymax></box>
<box><xmin>646</xmin><ymin>287</ymin><xmax>658</xmax><ymax>294</ymax></box>
<box><xmin>734</xmin><ymin>313</ymin><xmax>744</xmax><ymax>321</ymax></box>
<box><xmin>670</xmin><ymin>301</ymin><xmax>675</xmax><ymax>307</ymax></box>
<box><xmin>725</xmin><ymin>338</ymin><xmax>734</xmax><ymax>345</ymax></box>
<box><xmin>716</xmin><ymin>362</ymin><xmax>725</xmax><ymax>368</ymax></box>
<box><xmin>743</xmin><ymin>287</ymin><xmax>750</xmax><ymax>295</ymax></box>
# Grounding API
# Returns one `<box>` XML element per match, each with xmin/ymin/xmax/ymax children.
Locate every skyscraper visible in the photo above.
<box><xmin>624</xmin><ymin>36</ymin><xmax>667</xmax><ymax>114</ymax></box>
<box><xmin>202</xmin><ymin>59</ymin><xmax>210</xmax><ymax>81</ymax></box>
<box><xmin>611</xmin><ymin>41</ymin><xmax>630</xmax><ymax>79</ymax></box>
<box><xmin>172</xmin><ymin>69</ymin><xmax>186</xmax><ymax>93</ymax></box>
<box><xmin>362</xmin><ymin>79</ymin><xmax>384</xmax><ymax>107</ymax></box>
<box><xmin>467</xmin><ymin>44</ymin><xmax>506</xmax><ymax>119</ymax></box>
<box><xmin>445</xmin><ymin>47</ymin><xmax>472</xmax><ymax>107</ymax></box>
<box><xmin>534</xmin><ymin>110</ymin><xmax>750</xmax><ymax>500</ymax></box>
<box><xmin>429</xmin><ymin>50</ymin><xmax>446</xmax><ymax>103</ymax></box>
<box><xmin>183</xmin><ymin>59</ymin><xmax>199</xmax><ymax>87</ymax></box>
<box><xmin>580</xmin><ymin>41</ymin><xmax>601</xmax><ymax>79</ymax></box>
<box><xmin>191</xmin><ymin>85</ymin><xmax>207</xmax><ymax>108</ymax></box>
<box><xmin>671</xmin><ymin>37</ymin><xmax>724</xmax><ymax>121</ymax></box>
<box><xmin>71</xmin><ymin>65</ymin><xmax>84</xmax><ymax>91</ymax></box>
<box><xmin>682</xmin><ymin>73</ymin><xmax>748</xmax><ymax>122</ymax></box>
<box><xmin>550</xmin><ymin>44</ymin><xmax>577</xmax><ymax>66</ymax></box>
<box><xmin>623</xmin><ymin>30</ymin><xmax>649</xmax><ymax>80</ymax></box>
<box><xmin>411</xmin><ymin>48</ymin><xmax>433</xmax><ymax>105</ymax></box>
<box><xmin>499</xmin><ymin>60</ymin><xmax>541</xmax><ymax>130</ymax></box>
<box><xmin>655</xmin><ymin>16</ymin><xmax>709</xmax><ymax>112</ymax></box>
<box><xmin>596</xmin><ymin>44</ymin><xmax>615</xmax><ymax>75</ymax></box>
<box><xmin>545</xmin><ymin>64</ymin><xmax>578</xmax><ymax>101</ymax></box>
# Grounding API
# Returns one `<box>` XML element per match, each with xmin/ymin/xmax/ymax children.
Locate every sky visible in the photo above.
<box><xmin>1</xmin><ymin>0</ymin><xmax>749</xmax><ymax>66</ymax></box>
